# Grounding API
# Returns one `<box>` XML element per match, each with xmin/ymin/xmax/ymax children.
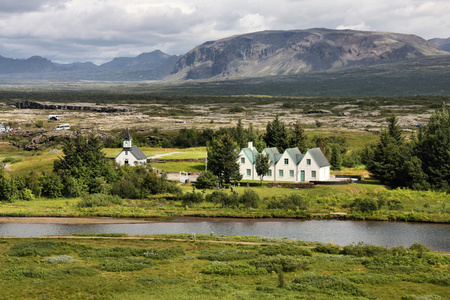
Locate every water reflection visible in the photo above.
<box><xmin>0</xmin><ymin>219</ymin><xmax>449</xmax><ymax>252</ymax></box>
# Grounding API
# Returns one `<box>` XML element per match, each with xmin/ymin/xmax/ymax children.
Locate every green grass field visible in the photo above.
<box><xmin>0</xmin><ymin>236</ymin><xmax>448</xmax><ymax>299</ymax></box>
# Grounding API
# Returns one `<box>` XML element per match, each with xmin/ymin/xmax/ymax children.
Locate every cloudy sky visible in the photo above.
<box><xmin>0</xmin><ymin>0</ymin><xmax>448</xmax><ymax>64</ymax></box>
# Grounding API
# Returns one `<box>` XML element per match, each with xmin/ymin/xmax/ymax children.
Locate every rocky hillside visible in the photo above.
<box><xmin>169</xmin><ymin>28</ymin><xmax>447</xmax><ymax>80</ymax></box>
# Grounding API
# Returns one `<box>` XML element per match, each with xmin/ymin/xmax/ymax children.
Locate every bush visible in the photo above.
<box><xmin>314</xmin><ymin>243</ymin><xmax>341</xmax><ymax>254</ymax></box>
<box><xmin>198</xmin><ymin>249</ymin><xmax>257</xmax><ymax>261</ymax></box>
<box><xmin>249</xmin><ymin>255</ymin><xmax>309</xmax><ymax>272</ymax></box>
<box><xmin>409</xmin><ymin>242</ymin><xmax>431</xmax><ymax>253</ymax></box>
<box><xmin>288</xmin><ymin>273</ymin><xmax>367</xmax><ymax>297</ymax></box>
<box><xmin>388</xmin><ymin>199</ymin><xmax>404</xmax><ymax>210</ymax></box>
<box><xmin>201</xmin><ymin>262</ymin><xmax>266</xmax><ymax>276</ymax></box>
<box><xmin>350</xmin><ymin>197</ymin><xmax>378</xmax><ymax>212</ymax></box>
<box><xmin>143</xmin><ymin>247</ymin><xmax>185</xmax><ymax>260</ymax></box>
<box><xmin>1</xmin><ymin>266</ymin><xmax>48</xmax><ymax>279</ymax></box>
<box><xmin>259</xmin><ymin>244</ymin><xmax>312</xmax><ymax>257</ymax></box>
<box><xmin>6</xmin><ymin>241</ymin><xmax>85</xmax><ymax>257</ymax></box>
<box><xmin>195</xmin><ymin>171</ymin><xmax>218</xmax><ymax>189</ymax></box>
<box><xmin>267</xmin><ymin>194</ymin><xmax>308</xmax><ymax>210</ymax></box>
<box><xmin>205</xmin><ymin>191</ymin><xmax>229</xmax><ymax>207</ymax></box>
<box><xmin>341</xmin><ymin>242</ymin><xmax>389</xmax><ymax>257</ymax></box>
<box><xmin>76</xmin><ymin>193</ymin><xmax>123</xmax><ymax>207</ymax></box>
<box><xmin>180</xmin><ymin>192</ymin><xmax>203</xmax><ymax>206</ymax></box>
<box><xmin>99</xmin><ymin>258</ymin><xmax>155</xmax><ymax>272</ymax></box>
<box><xmin>239</xmin><ymin>189</ymin><xmax>259</xmax><ymax>208</ymax></box>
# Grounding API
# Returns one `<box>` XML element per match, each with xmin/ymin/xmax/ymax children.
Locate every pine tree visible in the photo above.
<box><xmin>264</xmin><ymin>115</ymin><xmax>288</xmax><ymax>152</ymax></box>
<box><xmin>387</xmin><ymin>114</ymin><xmax>404</xmax><ymax>144</ymax></box>
<box><xmin>330</xmin><ymin>144</ymin><xmax>342</xmax><ymax>171</ymax></box>
<box><xmin>290</xmin><ymin>121</ymin><xmax>308</xmax><ymax>152</ymax></box>
<box><xmin>207</xmin><ymin>134</ymin><xmax>242</xmax><ymax>186</ymax></box>
<box><xmin>234</xmin><ymin>119</ymin><xmax>247</xmax><ymax>150</ymax></box>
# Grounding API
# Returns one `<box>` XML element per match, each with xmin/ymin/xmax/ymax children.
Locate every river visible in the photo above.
<box><xmin>1</xmin><ymin>218</ymin><xmax>449</xmax><ymax>252</ymax></box>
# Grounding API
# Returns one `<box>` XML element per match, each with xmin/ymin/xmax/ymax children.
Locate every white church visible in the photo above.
<box><xmin>115</xmin><ymin>128</ymin><xmax>147</xmax><ymax>166</ymax></box>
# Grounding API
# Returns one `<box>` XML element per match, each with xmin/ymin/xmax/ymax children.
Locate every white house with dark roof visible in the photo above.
<box><xmin>237</xmin><ymin>142</ymin><xmax>330</xmax><ymax>182</ymax></box>
<box><xmin>115</xmin><ymin>128</ymin><xmax>147</xmax><ymax>166</ymax></box>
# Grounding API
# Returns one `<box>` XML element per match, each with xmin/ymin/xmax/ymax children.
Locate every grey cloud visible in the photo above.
<box><xmin>0</xmin><ymin>0</ymin><xmax>68</xmax><ymax>13</ymax></box>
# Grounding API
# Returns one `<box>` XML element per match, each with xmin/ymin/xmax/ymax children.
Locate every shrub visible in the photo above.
<box><xmin>80</xmin><ymin>246</ymin><xmax>146</xmax><ymax>258</ymax></box>
<box><xmin>239</xmin><ymin>189</ymin><xmax>259</xmax><ymax>208</ymax></box>
<box><xmin>350</xmin><ymin>197</ymin><xmax>378</xmax><ymax>212</ymax></box>
<box><xmin>249</xmin><ymin>255</ymin><xmax>309</xmax><ymax>272</ymax></box>
<box><xmin>259</xmin><ymin>244</ymin><xmax>312</xmax><ymax>257</ymax></box>
<box><xmin>205</xmin><ymin>191</ymin><xmax>229</xmax><ymax>207</ymax></box>
<box><xmin>195</xmin><ymin>171</ymin><xmax>218</xmax><ymax>189</ymax></box>
<box><xmin>1</xmin><ymin>266</ymin><xmax>48</xmax><ymax>279</ymax></box>
<box><xmin>409</xmin><ymin>242</ymin><xmax>431</xmax><ymax>253</ymax></box>
<box><xmin>288</xmin><ymin>273</ymin><xmax>367</xmax><ymax>297</ymax></box>
<box><xmin>6</xmin><ymin>241</ymin><xmax>85</xmax><ymax>257</ymax></box>
<box><xmin>99</xmin><ymin>258</ymin><xmax>155</xmax><ymax>272</ymax></box>
<box><xmin>143</xmin><ymin>247</ymin><xmax>185</xmax><ymax>260</ymax></box>
<box><xmin>388</xmin><ymin>199</ymin><xmax>404</xmax><ymax>210</ymax></box>
<box><xmin>267</xmin><ymin>194</ymin><xmax>308</xmax><ymax>210</ymax></box>
<box><xmin>180</xmin><ymin>192</ymin><xmax>203</xmax><ymax>206</ymax></box>
<box><xmin>77</xmin><ymin>193</ymin><xmax>123</xmax><ymax>207</ymax></box>
<box><xmin>198</xmin><ymin>249</ymin><xmax>257</xmax><ymax>261</ymax></box>
<box><xmin>201</xmin><ymin>262</ymin><xmax>266</xmax><ymax>276</ymax></box>
<box><xmin>341</xmin><ymin>242</ymin><xmax>389</xmax><ymax>257</ymax></box>
<box><xmin>314</xmin><ymin>243</ymin><xmax>341</xmax><ymax>254</ymax></box>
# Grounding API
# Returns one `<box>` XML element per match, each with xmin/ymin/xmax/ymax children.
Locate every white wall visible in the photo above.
<box><xmin>275</xmin><ymin>152</ymin><xmax>298</xmax><ymax>182</ymax></box>
<box><xmin>238</xmin><ymin>151</ymin><xmax>255</xmax><ymax>180</ymax></box>
<box><xmin>116</xmin><ymin>150</ymin><xmax>146</xmax><ymax>166</ymax></box>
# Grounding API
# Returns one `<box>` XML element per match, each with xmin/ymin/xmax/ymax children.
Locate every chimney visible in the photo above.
<box><xmin>248</xmin><ymin>141</ymin><xmax>253</xmax><ymax>149</ymax></box>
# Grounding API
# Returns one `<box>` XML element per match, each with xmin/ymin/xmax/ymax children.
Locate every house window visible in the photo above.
<box><xmin>307</xmin><ymin>159</ymin><xmax>311</xmax><ymax>165</ymax></box>
<box><xmin>284</xmin><ymin>158</ymin><xmax>289</xmax><ymax>165</ymax></box>
<box><xmin>279</xmin><ymin>170</ymin><xmax>284</xmax><ymax>177</ymax></box>
<box><xmin>268</xmin><ymin>170</ymin><xmax>272</xmax><ymax>177</ymax></box>
<box><xmin>289</xmin><ymin>170</ymin><xmax>294</xmax><ymax>177</ymax></box>
<box><xmin>124</xmin><ymin>159</ymin><xmax>129</xmax><ymax>164</ymax></box>
<box><xmin>241</xmin><ymin>157</ymin><xmax>245</xmax><ymax>164</ymax></box>
<box><xmin>311</xmin><ymin>171</ymin><xmax>316</xmax><ymax>178</ymax></box>
<box><xmin>246</xmin><ymin>169</ymin><xmax>251</xmax><ymax>176</ymax></box>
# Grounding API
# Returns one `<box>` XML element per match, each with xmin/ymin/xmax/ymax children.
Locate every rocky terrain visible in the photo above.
<box><xmin>169</xmin><ymin>28</ymin><xmax>447</xmax><ymax>79</ymax></box>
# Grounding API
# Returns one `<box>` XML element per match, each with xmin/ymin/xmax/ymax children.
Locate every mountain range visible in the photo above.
<box><xmin>0</xmin><ymin>28</ymin><xmax>448</xmax><ymax>82</ymax></box>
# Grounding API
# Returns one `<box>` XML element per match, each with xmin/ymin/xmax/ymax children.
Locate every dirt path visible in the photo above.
<box><xmin>148</xmin><ymin>152</ymin><xmax>181</xmax><ymax>159</ymax></box>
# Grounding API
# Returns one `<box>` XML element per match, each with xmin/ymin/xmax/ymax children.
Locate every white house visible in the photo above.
<box><xmin>237</xmin><ymin>142</ymin><xmax>330</xmax><ymax>182</ymax></box>
<box><xmin>115</xmin><ymin>128</ymin><xmax>147</xmax><ymax>166</ymax></box>
<box><xmin>238</xmin><ymin>142</ymin><xmax>259</xmax><ymax>180</ymax></box>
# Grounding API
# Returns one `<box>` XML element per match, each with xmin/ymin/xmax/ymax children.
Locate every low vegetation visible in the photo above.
<box><xmin>0</xmin><ymin>236</ymin><xmax>448</xmax><ymax>299</ymax></box>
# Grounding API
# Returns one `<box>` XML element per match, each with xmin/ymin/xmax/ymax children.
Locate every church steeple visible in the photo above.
<box><xmin>123</xmin><ymin>128</ymin><xmax>132</xmax><ymax>149</ymax></box>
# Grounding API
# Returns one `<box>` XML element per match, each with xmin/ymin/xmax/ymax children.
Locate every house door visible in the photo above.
<box><xmin>300</xmin><ymin>170</ymin><xmax>305</xmax><ymax>182</ymax></box>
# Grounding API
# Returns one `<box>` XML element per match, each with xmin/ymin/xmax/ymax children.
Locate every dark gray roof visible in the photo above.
<box><xmin>130</xmin><ymin>145</ymin><xmax>147</xmax><ymax>160</ymax></box>
<box><xmin>285</xmin><ymin>148</ymin><xmax>304</xmax><ymax>164</ymax></box>
<box><xmin>308</xmin><ymin>148</ymin><xmax>330</xmax><ymax>167</ymax></box>
<box><xmin>263</xmin><ymin>147</ymin><xmax>282</xmax><ymax>165</ymax></box>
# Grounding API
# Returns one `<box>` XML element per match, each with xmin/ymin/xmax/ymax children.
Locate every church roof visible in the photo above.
<box><xmin>130</xmin><ymin>145</ymin><xmax>147</xmax><ymax>160</ymax></box>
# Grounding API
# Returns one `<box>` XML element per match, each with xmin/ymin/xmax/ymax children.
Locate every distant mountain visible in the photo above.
<box><xmin>0</xmin><ymin>50</ymin><xmax>178</xmax><ymax>80</ymax></box>
<box><xmin>169</xmin><ymin>28</ymin><xmax>447</xmax><ymax>80</ymax></box>
<box><xmin>99</xmin><ymin>50</ymin><xmax>172</xmax><ymax>70</ymax></box>
<box><xmin>428</xmin><ymin>38</ymin><xmax>450</xmax><ymax>52</ymax></box>
<box><xmin>0</xmin><ymin>55</ymin><xmax>57</xmax><ymax>73</ymax></box>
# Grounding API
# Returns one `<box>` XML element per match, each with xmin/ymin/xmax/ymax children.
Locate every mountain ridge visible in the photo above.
<box><xmin>168</xmin><ymin>28</ymin><xmax>447</xmax><ymax>80</ymax></box>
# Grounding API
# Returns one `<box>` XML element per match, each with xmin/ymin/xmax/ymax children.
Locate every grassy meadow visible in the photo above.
<box><xmin>0</xmin><ymin>235</ymin><xmax>448</xmax><ymax>299</ymax></box>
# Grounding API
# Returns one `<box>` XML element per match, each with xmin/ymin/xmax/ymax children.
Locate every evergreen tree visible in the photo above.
<box><xmin>255</xmin><ymin>153</ymin><xmax>271</xmax><ymax>186</ymax></box>
<box><xmin>207</xmin><ymin>134</ymin><xmax>242</xmax><ymax>186</ymax></box>
<box><xmin>247</xmin><ymin>123</ymin><xmax>266</xmax><ymax>152</ymax></box>
<box><xmin>264</xmin><ymin>115</ymin><xmax>288</xmax><ymax>152</ymax></box>
<box><xmin>290</xmin><ymin>121</ymin><xmax>308</xmax><ymax>152</ymax></box>
<box><xmin>387</xmin><ymin>114</ymin><xmax>404</xmax><ymax>144</ymax></box>
<box><xmin>366</xmin><ymin>130</ymin><xmax>403</xmax><ymax>185</ymax></box>
<box><xmin>53</xmin><ymin>133</ymin><xmax>115</xmax><ymax>193</ymax></box>
<box><xmin>414</xmin><ymin>104</ymin><xmax>450</xmax><ymax>191</ymax></box>
<box><xmin>234</xmin><ymin>119</ymin><xmax>247</xmax><ymax>150</ymax></box>
<box><xmin>330</xmin><ymin>144</ymin><xmax>342</xmax><ymax>171</ymax></box>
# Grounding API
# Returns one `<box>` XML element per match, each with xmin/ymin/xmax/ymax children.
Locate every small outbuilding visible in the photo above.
<box><xmin>115</xmin><ymin>128</ymin><xmax>147</xmax><ymax>166</ymax></box>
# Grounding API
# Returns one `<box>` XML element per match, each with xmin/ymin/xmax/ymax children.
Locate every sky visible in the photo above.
<box><xmin>0</xmin><ymin>0</ymin><xmax>449</xmax><ymax>64</ymax></box>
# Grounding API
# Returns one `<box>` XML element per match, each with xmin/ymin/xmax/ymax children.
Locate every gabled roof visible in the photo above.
<box><xmin>263</xmin><ymin>147</ymin><xmax>282</xmax><ymax>164</ymax></box>
<box><xmin>307</xmin><ymin>148</ymin><xmax>330</xmax><ymax>167</ymax></box>
<box><xmin>123</xmin><ymin>128</ymin><xmax>132</xmax><ymax>140</ymax></box>
<box><xmin>130</xmin><ymin>145</ymin><xmax>147</xmax><ymax>160</ymax></box>
<box><xmin>285</xmin><ymin>148</ymin><xmax>304</xmax><ymax>164</ymax></box>
<box><xmin>242</xmin><ymin>147</ymin><xmax>259</xmax><ymax>164</ymax></box>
